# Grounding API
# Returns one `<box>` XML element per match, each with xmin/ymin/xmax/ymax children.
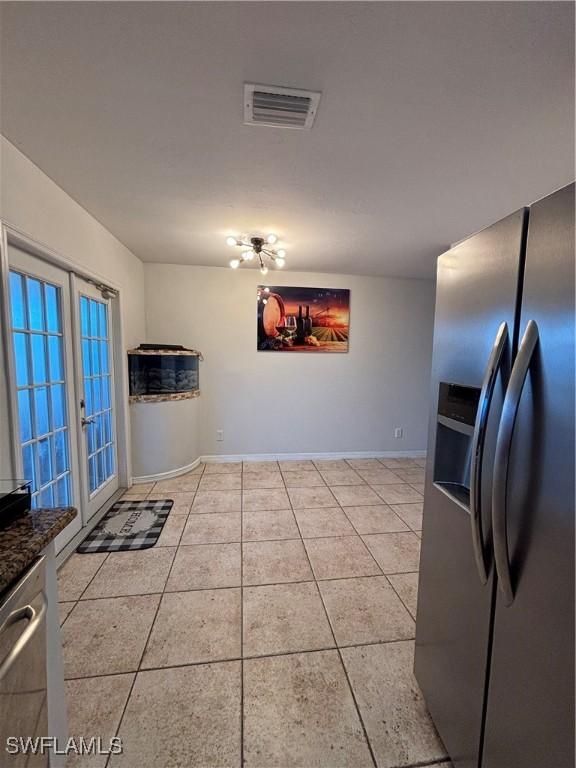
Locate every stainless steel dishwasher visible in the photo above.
<box><xmin>0</xmin><ymin>557</ymin><xmax>48</xmax><ymax>767</ymax></box>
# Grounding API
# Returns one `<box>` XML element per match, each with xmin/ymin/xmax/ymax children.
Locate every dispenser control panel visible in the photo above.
<box><xmin>437</xmin><ymin>382</ymin><xmax>480</xmax><ymax>427</ymax></box>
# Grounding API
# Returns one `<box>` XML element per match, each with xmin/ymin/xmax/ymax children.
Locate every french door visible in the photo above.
<box><xmin>7</xmin><ymin>246</ymin><xmax>120</xmax><ymax>550</ymax></box>
<box><xmin>73</xmin><ymin>277</ymin><xmax>119</xmax><ymax>520</ymax></box>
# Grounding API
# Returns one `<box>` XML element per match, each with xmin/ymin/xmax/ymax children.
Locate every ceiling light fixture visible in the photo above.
<box><xmin>225</xmin><ymin>234</ymin><xmax>288</xmax><ymax>274</ymax></box>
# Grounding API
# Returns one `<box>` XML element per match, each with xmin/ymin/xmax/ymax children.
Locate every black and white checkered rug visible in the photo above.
<box><xmin>77</xmin><ymin>499</ymin><xmax>173</xmax><ymax>554</ymax></box>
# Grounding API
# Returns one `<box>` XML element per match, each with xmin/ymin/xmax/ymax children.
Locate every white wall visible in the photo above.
<box><xmin>143</xmin><ymin>264</ymin><xmax>435</xmax><ymax>459</ymax></box>
<box><xmin>0</xmin><ymin>138</ymin><xmax>145</xmax><ymax>346</ymax></box>
<box><xmin>0</xmin><ymin>137</ymin><xmax>435</xmax><ymax>477</ymax></box>
<box><xmin>131</xmin><ymin>398</ymin><xmax>200</xmax><ymax>478</ymax></box>
<box><xmin>0</xmin><ymin>137</ymin><xmax>146</xmax><ymax>476</ymax></box>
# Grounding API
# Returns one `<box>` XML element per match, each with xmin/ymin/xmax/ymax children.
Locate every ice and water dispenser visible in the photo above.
<box><xmin>433</xmin><ymin>382</ymin><xmax>481</xmax><ymax>510</ymax></box>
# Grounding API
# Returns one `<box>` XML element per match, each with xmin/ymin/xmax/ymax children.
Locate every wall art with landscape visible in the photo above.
<box><xmin>257</xmin><ymin>286</ymin><xmax>350</xmax><ymax>352</ymax></box>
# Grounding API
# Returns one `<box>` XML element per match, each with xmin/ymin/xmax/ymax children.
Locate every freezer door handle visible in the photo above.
<box><xmin>492</xmin><ymin>320</ymin><xmax>539</xmax><ymax>606</ymax></box>
<box><xmin>470</xmin><ymin>321</ymin><xmax>509</xmax><ymax>584</ymax></box>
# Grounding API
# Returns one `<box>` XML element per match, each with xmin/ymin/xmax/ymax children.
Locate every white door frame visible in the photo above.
<box><xmin>0</xmin><ymin>222</ymin><xmax>132</xmax><ymax>528</ymax></box>
<box><xmin>4</xmin><ymin>247</ymin><xmax>83</xmax><ymax>551</ymax></box>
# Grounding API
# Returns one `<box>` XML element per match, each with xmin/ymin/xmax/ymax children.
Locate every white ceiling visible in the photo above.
<box><xmin>1</xmin><ymin>2</ymin><xmax>574</xmax><ymax>278</ymax></box>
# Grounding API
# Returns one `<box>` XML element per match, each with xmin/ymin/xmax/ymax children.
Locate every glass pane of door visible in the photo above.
<box><xmin>8</xmin><ymin>270</ymin><xmax>73</xmax><ymax>508</ymax></box>
<box><xmin>79</xmin><ymin>293</ymin><xmax>117</xmax><ymax>498</ymax></box>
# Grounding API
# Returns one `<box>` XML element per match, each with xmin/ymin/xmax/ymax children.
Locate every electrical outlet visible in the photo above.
<box><xmin>394</xmin><ymin>427</ymin><xmax>403</xmax><ymax>439</ymax></box>
<box><xmin>216</xmin><ymin>429</ymin><xmax>224</xmax><ymax>442</ymax></box>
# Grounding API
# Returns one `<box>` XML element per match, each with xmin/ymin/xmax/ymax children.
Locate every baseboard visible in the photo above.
<box><xmin>200</xmin><ymin>450</ymin><xmax>427</xmax><ymax>462</ymax></box>
<box><xmin>131</xmin><ymin>450</ymin><xmax>426</xmax><ymax>483</ymax></box>
<box><xmin>132</xmin><ymin>457</ymin><xmax>203</xmax><ymax>484</ymax></box>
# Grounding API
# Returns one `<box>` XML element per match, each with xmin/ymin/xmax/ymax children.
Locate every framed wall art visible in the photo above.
<box><xmin>257</xmin><ymin>285</ymin><xmax>350</xmax><ymax>352</ymax></box>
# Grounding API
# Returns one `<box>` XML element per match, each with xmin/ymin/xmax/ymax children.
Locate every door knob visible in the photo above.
<box><xmin>81</xmin><ymin>416</ymin><xmax>95</xmax><ymax>427</ymax></box>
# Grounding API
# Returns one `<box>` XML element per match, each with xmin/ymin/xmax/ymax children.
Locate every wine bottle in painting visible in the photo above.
<box><xmin>296</xmin><ymin>305</ymin><xmax>306</xmax><ymax>344</ymax></box>
<box><xmin>305</xmin><ymin>305</ymin><xmax>312</xmax><ymax>336</ymax></box>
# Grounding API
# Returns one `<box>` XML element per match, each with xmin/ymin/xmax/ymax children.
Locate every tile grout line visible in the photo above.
<box><xmin>340</xmin><ymin>505</ymin><xmax>412</xmax><ymax>536</ymax></box>
<box><xmin>63</xmin><ymin>633</ymin><xmax>424</xmax><ymax>683</ymax></box>
<box><xmin>64</xmin><ymin>462</ymin><xmax>432</xmax><ymax>768</ymax></box>
<box><xmin>64</xmin><ymin>460</ymin><xmax>426</xmax><ymax>767</ymax></box>
<box><xmin>69</xmin><ymin>550</ymin><xmax>111</xmax><ymax>603</ymax></box>
<box><xmin>322</xmin><ymin>475</ymin><xmax>428</xmax><ymax>759</ymax></box>
<box><xmin>166</xmin><ymin>491</ymin><xmax>193</xmax><ymax>548</ymax></box>
<box><xmin>336</xmin><ymin>505</ymin><xmax>388</xmax><ymax>577</ymax></box>
<box><xmin>68</xmin><ymin>469</ymin><xmax>418</xmax><ymax>601</ymax></box>
<box><xmin>58</xmin><ymin>598</ymin><xmax>78</xmax><ymax>628</ymax></box>
<box><xmin>60</xmin><ymin>479</ymin><xmax>196</xmax><ymax>615</ymax></box>
<box><xmin>104</xmin><ymin>463</ymin><xmax>207</xmax><ymax>768</ymax></box>
<box><xmin>158</xmin><ymin>531</ymin><xmax>399</xmax><ymax>548</ymax></box>
<box><xmin>285</xmin><ymin>472</ymin><xmax>379</xmax><ymax>768</ymax></box>
<box><xmin>102</xmin><ymin>574</ymin><xmax>166</xmax><ymax>764</ymax></box>
<box><xmin>68</xmin><ymin>568</ymin><xmax>421</xmax><ymax>603</ymax></box>
<box><xmin>154</xmin><ymin>474</ymin><xmax>423</xmax><ymax>508</ymax></box>
<box><xmin>382</xmin><ymin>572</ymin><xmax>418</xmax><ymax>621</ymax></box>
<box><xmin>175</xmin><ymin>496</ymin><xmax>422</xmax><ymax>514</ymax></box>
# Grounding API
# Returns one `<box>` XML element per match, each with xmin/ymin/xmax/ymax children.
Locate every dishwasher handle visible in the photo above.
<box><xmin>0</xmin><ymin>593</ymin><xmax>47</xmax><ymax>681</ymax></box>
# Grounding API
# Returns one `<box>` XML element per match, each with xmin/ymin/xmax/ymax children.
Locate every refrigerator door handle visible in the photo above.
<box><xmin>492</xmin><ymin>319</ymin><xmax>539</xmax><ymax>606</ymax></box>
<box><xmin>470</xmin><ymin>321</ymin><xmax>509</xmax><ymax>584</ymax></box>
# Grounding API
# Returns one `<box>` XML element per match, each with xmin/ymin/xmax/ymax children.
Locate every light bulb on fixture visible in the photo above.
<box><xmin>276</xmin><ymin>249</ymin><xmax>286</xmax><ymax>259</ymax></box>
<box><xmin>230</xmin><ymin>258</ymin><xmax>240</xmax><ymax>269</ymax></box>
<box><xmin>260</xmin><ymin>266</ymin><xmax>269</xmax><ymax>276</ymax></box>
<box><xmin>276</xmin><ymin>258</ymin><xmax>285</xmax><ymax>268</ymax></box>
<box><xmin>243</xmin><ymin>250</ymin><xmax>254</xmax><ymax>261</ymax></box>
<box><xmin>266</xmin><ymin>233</ymin><xmax>277</xmax><ymax>245</ymax></box>
<box><xmin>226</xmin><ymin>236</ymin><xmax>238</xmax><ymax>247</ymax></box>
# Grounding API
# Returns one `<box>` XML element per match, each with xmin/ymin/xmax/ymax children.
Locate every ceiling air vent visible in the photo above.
<box><xmin>244</xmin><ymin>83</ymin><xmax>321</xmax><ymax>129</ymax></box>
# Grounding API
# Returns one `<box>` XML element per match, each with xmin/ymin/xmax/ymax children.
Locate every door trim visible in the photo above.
<box><xmin>0</xmin><ymin>221</ymin><xmax>132</xmax><ymax>505</ymax></box>
<box><xmin>0</xmin><ymin>223</ymin><xmax>20</xmax><ymax>475</ymax></box>
<box><xmin>4</xmin><ymin>249</ymin><xmax>83</xmax><ymax>536</ymax></box>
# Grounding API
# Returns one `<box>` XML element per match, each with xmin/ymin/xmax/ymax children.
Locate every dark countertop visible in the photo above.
<box><xmin>0</xmin><ymin>507</ymin><xmax>77</xmax><ymax>594</ymax></box>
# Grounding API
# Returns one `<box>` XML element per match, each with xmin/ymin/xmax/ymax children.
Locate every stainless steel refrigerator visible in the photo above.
<box><xmin>414</xmin><ymin>182</ymin><xmax>575</xmax><ymax>768</ymax></box>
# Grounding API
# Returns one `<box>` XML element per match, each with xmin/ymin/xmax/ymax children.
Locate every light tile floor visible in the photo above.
<box><xmin>58</xmin><ymin>457</ymin><xmax>452</xmax><ymax>768</ymax></box>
